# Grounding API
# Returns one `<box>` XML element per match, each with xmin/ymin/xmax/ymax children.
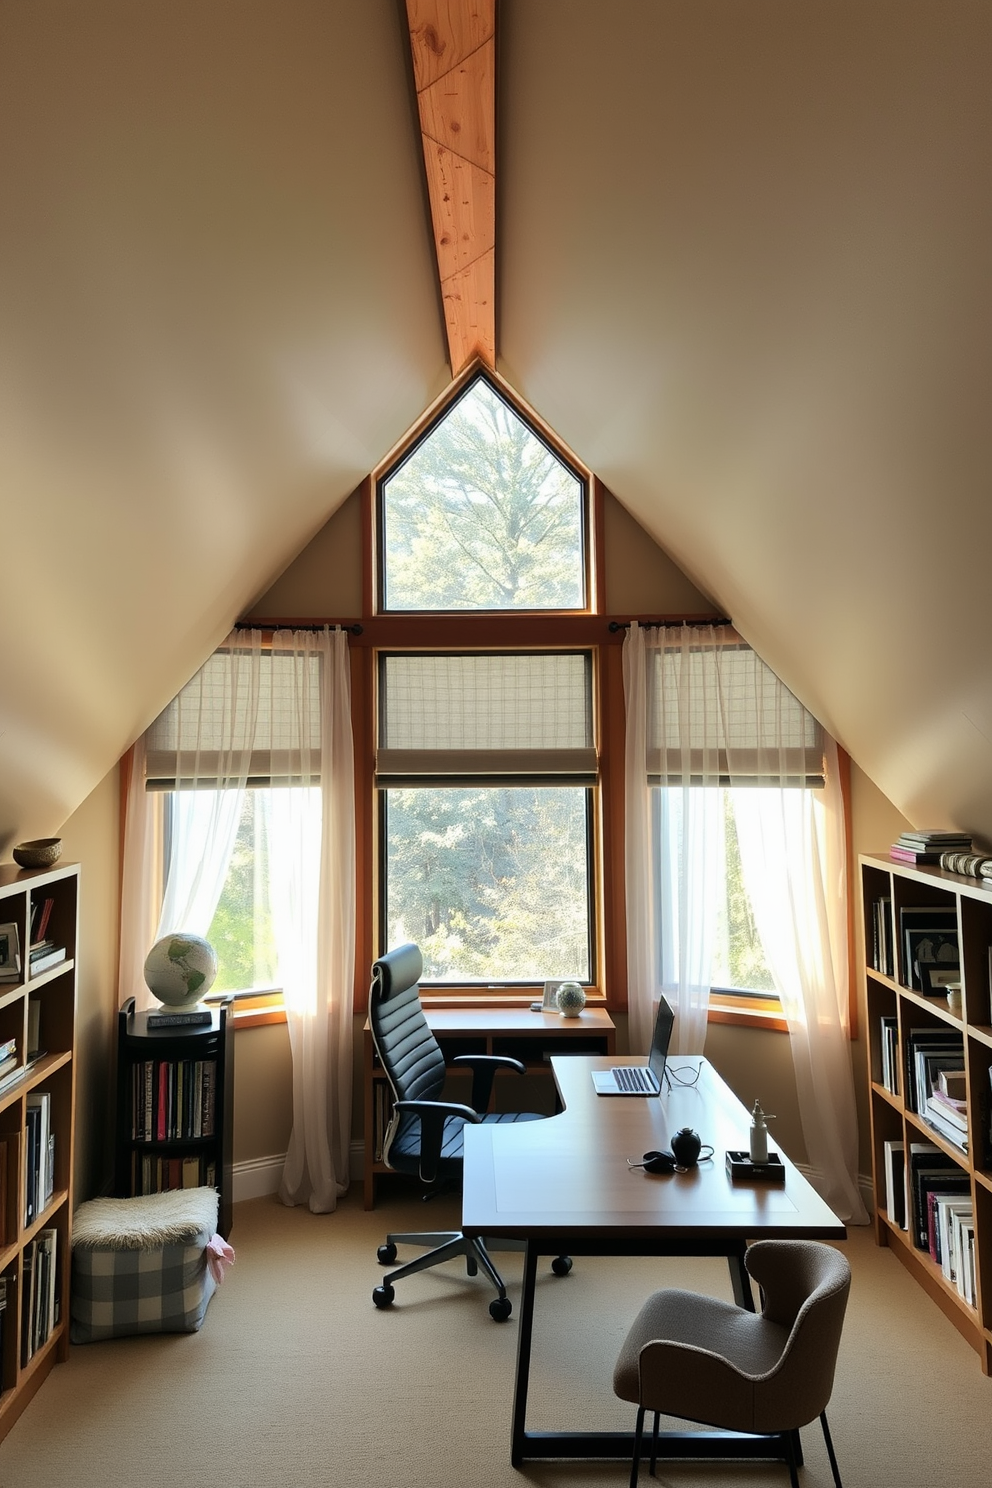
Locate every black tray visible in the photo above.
<box><xmin>725</xmin><ymin>1149</ymin><xmax>786</xmax><ymax>1182</ymax></box>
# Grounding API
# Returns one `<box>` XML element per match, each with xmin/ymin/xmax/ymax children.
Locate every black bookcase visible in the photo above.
<box><xmin>115</xmin><ymin>996</ymin><xmax>234</xmax><ymax>1238</ymax></box>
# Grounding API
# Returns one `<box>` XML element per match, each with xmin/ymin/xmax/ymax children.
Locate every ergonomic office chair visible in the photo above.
<box><xmin>612</xmin><ymin>1239</ymin><xmax>851</xmax><ymax>1488</ymax></box>
<box><xmin>369</xmin><ymin>942</ymin><xmax>571</xmax><ymax>1321</ymax></box>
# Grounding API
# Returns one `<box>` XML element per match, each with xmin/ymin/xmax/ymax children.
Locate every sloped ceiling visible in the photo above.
<box><xmin>1</xmin><ymin>1</ymin><xmax>990</xmax><ymax>849</ymax></box>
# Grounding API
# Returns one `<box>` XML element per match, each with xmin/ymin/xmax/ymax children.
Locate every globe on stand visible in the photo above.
<box><xmin>555</xmin><ymin>980</ymin><xmax>586</xmax><ymax>1017</ymax></box>
<box><xmin>143</xmin><ymin>933</ymin><xmax>218</xmax><ymax>1008</ymax></box>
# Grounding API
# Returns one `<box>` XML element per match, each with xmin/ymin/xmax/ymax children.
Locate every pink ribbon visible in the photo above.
<box><xmin>205</xmin><ymin>1232</ymin><xmax>236</xmax><ymax>1284</ymax></box>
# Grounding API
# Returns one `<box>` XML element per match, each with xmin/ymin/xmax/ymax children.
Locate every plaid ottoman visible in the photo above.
<box><xmin>70</xmin><ymin>1187</ymin><xmax>221</xmax><ymax>1342</ymax></box>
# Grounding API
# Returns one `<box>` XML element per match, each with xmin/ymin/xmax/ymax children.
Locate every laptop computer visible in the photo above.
<box><xmin>592</xmin><ymin>995</ymin><xmax>674</xmax><ymax>1096</ymax></box>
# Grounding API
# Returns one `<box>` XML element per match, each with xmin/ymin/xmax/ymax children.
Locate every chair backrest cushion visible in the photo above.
<box><xmin>369</xmin><ymin>943</ymin><xmax>447</xmax><ymax>1109</ymax></box>
<box><xmin>744</xmin><ymin>1239</ymin><xmax>851</xmax><ymax>1432</ymax></box>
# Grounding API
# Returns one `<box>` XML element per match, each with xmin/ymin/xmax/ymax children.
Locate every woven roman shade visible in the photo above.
<box><xmin>645</xmin><ymin>638</ymin><xmax>824</xmax><ymax>787</ymax></box>
<box><xmin>145</xmin><ymin>646</ymin><xmax>323</xmax><ymax>788</ymax></box>
<box><xmin>376</xmin><ymin>652</ymin><xmax>596</xmax><ymax>785</ymax></box>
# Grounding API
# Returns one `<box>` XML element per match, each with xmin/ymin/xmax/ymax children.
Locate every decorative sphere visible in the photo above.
<box><xmin>143</xmin><ymin>933</ymin><xmax>218</xmax><ymax>1007</ymax></box>
<box><xmin>556</xmin><ymin>980</ymin><xmax>586</xmax><ymax>1017</ymax></box>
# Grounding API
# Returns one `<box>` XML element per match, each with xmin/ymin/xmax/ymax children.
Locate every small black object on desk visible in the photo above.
<box><xmin>725</xmin><ymin>1150</ymin><xmax>786</xmax><ymax>1182</ymax></box>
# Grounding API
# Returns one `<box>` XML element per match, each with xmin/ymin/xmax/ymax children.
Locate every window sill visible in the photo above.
<box><xmin>707</xmin><ymin>999</ymin><xmax>787</xmax><ymax>1033</ymax></box>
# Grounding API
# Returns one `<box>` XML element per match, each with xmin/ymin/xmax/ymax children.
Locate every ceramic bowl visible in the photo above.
<box><xmin>12</xmin><ymin>837</ymin><xmax>63</xmax><ymax>869</ymax></box>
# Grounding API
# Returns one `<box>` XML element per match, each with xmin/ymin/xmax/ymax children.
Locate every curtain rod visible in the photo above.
<box><xmin>233</xmin><ymin>621</ymin><xmax>364</xmax><ymax>635</ymax></box>
<box><xmin>608</xmin><ymin>618</ymin><xmax>731</xmax><ymax>632</ymax></box>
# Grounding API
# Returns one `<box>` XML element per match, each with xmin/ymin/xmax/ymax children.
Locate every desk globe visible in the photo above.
<box><xmin>144</xmin><ymin>933</ymin><xmax>218</xmax><ymax>1007</ymax></box>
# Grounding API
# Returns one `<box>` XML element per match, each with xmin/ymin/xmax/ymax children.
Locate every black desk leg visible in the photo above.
<box><xmin>510</xmin><ymin>1243</ymin><xmax>540</xmax><ymax>1467</ymax></box>
<box><xmin>727</xmin><ymin>1239</ymin><xmax>755</xmax><ymax>1310</ymax></box>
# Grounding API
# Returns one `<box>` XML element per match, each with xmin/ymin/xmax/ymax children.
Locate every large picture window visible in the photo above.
<box><xmin>376</xmin><ymin>650</ymin><xmax>597</xmax><ymax>987</ymax></box>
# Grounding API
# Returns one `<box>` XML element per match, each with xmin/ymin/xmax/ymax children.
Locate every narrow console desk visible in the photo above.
<box><xmin>461</xmin><ymin>1054</ymin><xmax>845</xmax><ymax>1467</ymax></box>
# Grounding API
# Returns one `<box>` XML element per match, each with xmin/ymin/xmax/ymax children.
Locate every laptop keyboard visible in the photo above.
<box><xmin>613</xmin><ymin>1065</ymin><xmax>655</xmax><ymax>1093</ymax></box>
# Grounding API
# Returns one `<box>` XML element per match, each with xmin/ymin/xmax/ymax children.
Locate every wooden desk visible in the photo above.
<box><xmin>462</xmin><ymin>1054</ymin><xmax>845</xmax><ymax>1467</ymax></box>
<box><xmin>363</xmin><ymin>1006</ymin><xmax>616</xmax><ymax>1207</ymax></box>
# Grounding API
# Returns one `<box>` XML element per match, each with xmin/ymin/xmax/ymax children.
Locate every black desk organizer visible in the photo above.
<box><xmin>725</xmin><ymin>1149</ymin><xmax>786</xmax><ymax>1182</ymax></box>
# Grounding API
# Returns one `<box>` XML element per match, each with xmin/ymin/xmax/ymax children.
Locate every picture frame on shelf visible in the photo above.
<box><xmin>902</xmin><ymin>924</ymin><xmax>959</xmax><ymax>991</ymax></box>
<box><xmin>919</xmin><ymin>963</ymin><xmax>961</xmax><ymax>995</ymax></box>
<box><xmin>0</xmin><ymin>921</ymin><xmax>21</xmax><ymax>980</ymax></box>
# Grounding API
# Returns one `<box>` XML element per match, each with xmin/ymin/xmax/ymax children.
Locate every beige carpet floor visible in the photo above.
<box><xmin>2</xmin><ymin>1184</ymin><xmax>991</xmax><ymax>1487</ymax></box>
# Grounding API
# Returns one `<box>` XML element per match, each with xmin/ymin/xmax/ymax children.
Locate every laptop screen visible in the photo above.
<box><xmin>647</xmin><ymin>995</ymin><xmax>675</xmax><ymax>1085</ymax></box>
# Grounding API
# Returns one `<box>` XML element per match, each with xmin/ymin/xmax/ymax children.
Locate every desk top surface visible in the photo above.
<box><xmin>462</xmin><ymin>1055</ymin><xmax>844</xmax><ymax>1243</ymax></box>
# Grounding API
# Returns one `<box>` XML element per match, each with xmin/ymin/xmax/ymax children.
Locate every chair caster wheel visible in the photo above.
<box><xmin>377</xmin><ymin>1243</ymin><xmax>397</xmax><ymax>1265</ymax></box>
<box><xmin>551</xmin><ymin>1255</ymin><xmax>573</xmax><ymax>1276</ymax></box>
<box><xmin>372</xmin><ymin>1283</ymin><xmax>395</xmax><ymax>1309</ymax></box>
<box><xmin>489</xmin><ymin>1296</ymin><xmax>512</xmax><ymax>1322</ymax></box>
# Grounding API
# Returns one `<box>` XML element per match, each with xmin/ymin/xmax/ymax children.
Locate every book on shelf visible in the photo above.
<box><xmin>870</xmin><ymin>898</ymin><xmax>894</xmax><ymax>976</ymax></box>
<box><xmin>28</xmin><ymin>944</ymin><xmax>66</xmax><ymax>976</ymax></box>
<box><xmin>903</xmin><ymin>1026</ymin><xmax>964</xmax><ymax>1114</ymax></box>
<box><xmin>889</xmin><ymin>845</ymin><xmax>946</xmax><ymax>865</ymax></box>
<box><xmin>883</xmin><ymin>1139</ymin><xmax>906</xmax><ymax>1227</ymax></box>
<box><xmin>29</xmin><ymin>895</ymin><xmax>55</xmax><ymax>945</ymax></box>
<box><xmin>951</xmin><ymin>1211</ymin><xmax>976</xmax><ymax>1305</ymax></box>
<box><xmin>897</xmin><ymin>831</ymin><xmax>973</xmax><ymax>848</ymax></box>
<box><xmin>25</xmin><ymin>1091</ymin><xmax>53</xmax><ymax>1222</ymax></box>
<box><xmin>933</xmin><ymin>1195</ymin><xmax>973</xmax><ymax>1282</ymax></box>
<box><xmin>879</xmin><ymin>1017</ymin><xmax>899</xmax><ymax>1094</ymax></box>
<box><xmin>908</xmin><ymin>1141</ymin><xmax>963</xmax><ymax>1250</ymax></box>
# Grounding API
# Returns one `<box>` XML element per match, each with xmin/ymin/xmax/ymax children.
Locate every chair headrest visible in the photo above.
<box><xmin>372</xmin><ymin>943</ymin><xmax>424</xmax><ymax>1000</ymax></box>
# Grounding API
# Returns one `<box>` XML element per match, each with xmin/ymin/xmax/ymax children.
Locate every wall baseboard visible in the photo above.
<box><xmin>233</xmin><ymin>1142</ymin><xmax>366</xmax><ymax>1203</ymax></box>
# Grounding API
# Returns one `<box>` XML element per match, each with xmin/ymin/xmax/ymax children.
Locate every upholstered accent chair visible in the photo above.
<box><xmin>613</xmin><ymin>1239</ymin><xmax>851</xmax><ymax>1487</ymax></box>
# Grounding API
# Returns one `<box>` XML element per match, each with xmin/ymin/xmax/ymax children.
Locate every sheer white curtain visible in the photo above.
<box><xmin>117</xmin><ymin>734</ymin><xmax>161</xmax><ymax>1014</ymax></box>
<box><xmin>623</xmin><ymin>621</ymin><xmax>867</xmax><ymax>1223</ymax></box>
<box><xmin>732</xmin><ymin>736</ymin><xmax>868</xmax><ymax>1223</ymax></box>
<box><xmin>624</xmin><ymin>621</ymin><xmax>723</xmax><ymax>1055</ymax></box>
<box><xmin>270</xmin><ymin>627</ymin><xmax>355</xmax><ymax>1213</ymax></box>
<box><xmin>118</xmin><ymin>627</ymin><xmax>356</xmax><ymax>1211</ymax></box>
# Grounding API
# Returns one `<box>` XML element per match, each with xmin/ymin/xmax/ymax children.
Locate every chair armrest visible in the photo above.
<box><xmin>451</xmin><ymin>1053</ymin><xmax>526</xmax><ymax>1112</ymax></box>
<box><xmin>635</xmin><ymin>1341</ymin><xmax>758</xmax><ymax>1430</ymax></box>
<box><xmin>393</xmin><ymin>1099</ymin><xmax>481</xmax><ymax>1184</ymax></box>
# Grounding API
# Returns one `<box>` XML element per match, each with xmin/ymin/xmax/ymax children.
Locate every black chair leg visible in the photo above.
<box><xmin>629</xmin><ymin>1406</ymin><xmax>645</xmax><ymax>1488</ymax></box>
<box><xmin>649</xmin><ymin>1411</ymin><xmax>660</xmax><ymax>1477</ymax></box>
<box><xmin>820</xmin><ymin>1411</ymin><xmax>844</xmax><ymax>1488</ymax></box>
<box><xmin>781</xmin><ymin>1429</ymin><xmax>801</xmax><ymax>1488</ymax></box>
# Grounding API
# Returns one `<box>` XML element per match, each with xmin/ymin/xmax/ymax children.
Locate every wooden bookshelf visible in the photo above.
<box><xmin>861</xmin><ymin>852</ymin><xmax>992</xmax><ymax>1373</ymax></box>
<box><xmin>0</xmin><ymin>860</ymin><xmax>78</xmax><ymax>1443</ymax></box>
<box><xmin>363</xmin><ymin>1005</ymin><xmax>616</xmax><ymax>1207</ymax></box>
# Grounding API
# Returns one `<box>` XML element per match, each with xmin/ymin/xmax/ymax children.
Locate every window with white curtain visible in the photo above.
<box><xmin>636</xmin><ymin>627</ymin><xmax>826</xmax><ymax>1009</ymax></box>
<box><xmin>144</xmin><ymin>642</ymin><xmax>324</xmax><ymax>998</ymax></box>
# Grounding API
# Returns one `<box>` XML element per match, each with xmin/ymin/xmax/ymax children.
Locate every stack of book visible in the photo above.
<box><xmin>904</xmin><ymin>1023</ymin><xmax>966</xmax><ymax>1130</ymax></box>
<box><xmin>923</xmin><ymin>1069</ymin><xmax>968</xmax><ymax>1152</ymax></box>
<box><xmin>890</xmin><ymin>829</ymin><xmax>972</xmax><ymax>865</ymax></box>
<box><xmin>28</xmin><ymin>940</ymin><xmax>66</xmax><ymax>977</ymax></box>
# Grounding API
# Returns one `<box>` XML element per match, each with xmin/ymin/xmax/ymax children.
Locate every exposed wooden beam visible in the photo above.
<box><xmin>405</xmin><ymin>0</ymin><xmax>496</xmax><ymax>374</ymax></box>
